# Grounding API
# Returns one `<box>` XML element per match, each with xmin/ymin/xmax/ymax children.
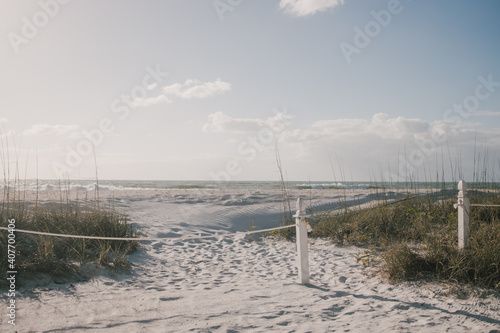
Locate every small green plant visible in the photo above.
<box><xmin>355</xmin><ymin>247</ymin><xmax>377</xmax><ymax>267</ymax></box>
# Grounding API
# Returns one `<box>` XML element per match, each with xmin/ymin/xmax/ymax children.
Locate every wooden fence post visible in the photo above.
<box><xmin>455</xmin><ymin>180</ymin><xmax>470</xmax><ymax>249</ymax></box>
<box><xmin>294</xmin><ymin>197</ymin><xmax>310</xmax><ymax>284</ymax></box>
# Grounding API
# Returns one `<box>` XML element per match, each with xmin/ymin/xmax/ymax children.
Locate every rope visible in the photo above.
<box><xmin>0</xmin><ymin>224</ymin><xmax>295</xmax><ymax>242</ymax></box>
<box><xmin>470</xmin><ymin>204</ymin><xmax>500</xmax><ymax>207</ymax></box>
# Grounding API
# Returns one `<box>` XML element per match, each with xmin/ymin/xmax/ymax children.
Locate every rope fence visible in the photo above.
<box><xmin>0</xmin><ymin>198</ymin><xmax>311</xmax><ymax>284</ymax></box>
<box><xmin>0</xmin><ymin>225</ymin><xmax>295</xmax><ymax>242</ymax></box>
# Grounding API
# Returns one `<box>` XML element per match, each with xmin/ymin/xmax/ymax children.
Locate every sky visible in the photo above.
<box><xmin>1</xmin><ymin>0</ymin><xmax>500</xmax><ymax>182</ymax></box>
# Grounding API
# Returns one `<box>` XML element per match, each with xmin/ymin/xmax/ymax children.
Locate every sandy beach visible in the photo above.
<box><xmin>2</xmin><ymin>188</ymin><xmax>500</xmax><ymax>332</ymax></box>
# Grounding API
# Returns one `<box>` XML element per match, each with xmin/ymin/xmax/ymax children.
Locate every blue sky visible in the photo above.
<box><xmin>1</xmin><ymin>0</ymin><xmax>500</xmax><ymax>182</ymax></box>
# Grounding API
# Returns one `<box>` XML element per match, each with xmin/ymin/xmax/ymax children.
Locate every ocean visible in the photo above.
<box><xmin>0</xmin><ymin>179</ymin><xmax>478</xmax><ymax>191</ymax></box>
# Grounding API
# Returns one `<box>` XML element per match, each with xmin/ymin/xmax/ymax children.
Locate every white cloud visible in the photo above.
<box><xmin>280</xmin><ymin>0</ymin><xmax>344</xmax><ymax>17</ymax></box>
<box><xmin>23</xmin><ymin>124</ymin><xmax>79</xmax><ymax>136</ymax></box>
<box><xmin>129</xmin><ymin>78</ymin><xmax>232</xmax><ymax>108</ymax></box>
<box><xmin>130</xmin><ymin>94</ymin><xmax>173</xmax><ymax>108</ymax></box>
<box><xmin>276</xmin><ymin>113</ymin><xmax>500</xmax><ymax>168</ymax></box>
<box><xmin>163</xmin><ymin>78</ymin><xmax>231</xmax><ymax>99</ymax></box>
<box><xmin>297</xmin><ymin>113</ymin><xmax>428</xmax><ymax>141</ymax></box>
<box><xmin>367</xmin><ymin>113</ymin><xmax>429</xmax><ymax>140</ymax></box>
<box><xmin>203</xmin><ymin>112</ymin><xmax>264</xmax><ymax>133</ymax></box>
<box><xmin>203</xmin><ymin>111</ymin><xmax>293</xmax><ymax>133</ymax></box>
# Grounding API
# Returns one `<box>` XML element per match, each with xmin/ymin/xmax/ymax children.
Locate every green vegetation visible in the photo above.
<box><xmin>0</xmin><ymin>188</ymin><xmax>140</xmax><ymax>285</ymax></box>
<box><xmin>308</xmin><ymin>189</ymin><xmax>500</xmax><ymax>290</ymax></box>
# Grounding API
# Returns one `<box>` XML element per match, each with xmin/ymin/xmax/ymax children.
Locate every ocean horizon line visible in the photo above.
<box><xmin>1</xmin><ymin>179</ymin><xmax>496</xmax><ymax>192</ymax></box>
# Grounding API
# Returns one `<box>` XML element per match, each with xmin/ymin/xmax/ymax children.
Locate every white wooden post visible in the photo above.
<box><xmin>454</xmin><ymin>180</ymin><xmax>470</xmax><ymax>249</ymax></box>
<box><xmin>293</xmin><ymin>198</ymin><xmax>310</xmax><ymax>284</ymax></box>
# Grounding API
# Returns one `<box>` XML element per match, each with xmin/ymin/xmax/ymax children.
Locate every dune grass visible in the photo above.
<box><xmin>308</xmin><ymin>187</ymin><xmax>500</xmax><ymax>290</ymax></box>
<box><xmin>0</xmin><ymin>188</ymin><xmax>141</xmax><ymax>285</ymax></box>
